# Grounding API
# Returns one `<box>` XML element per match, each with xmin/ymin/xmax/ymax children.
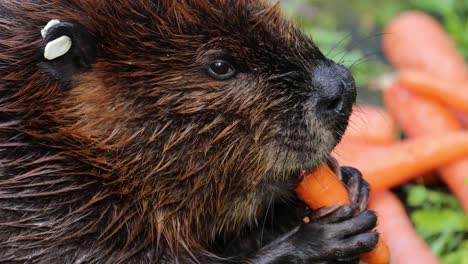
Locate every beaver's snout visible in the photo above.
<box><xmin>310</xmin><ymin>61</ymin><xmax>356</xmax><ymax>119</ymax></box>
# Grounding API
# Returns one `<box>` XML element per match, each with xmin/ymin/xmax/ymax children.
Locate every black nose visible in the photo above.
<box><xmin>318</xmin><ymin>81</ymin><xmax>346</xmax><ymax>113</ymax></box>
<box><xmin>312</xmin><ymin>62</ymin><xmax>356</xmax><ymax>115</ymax></box>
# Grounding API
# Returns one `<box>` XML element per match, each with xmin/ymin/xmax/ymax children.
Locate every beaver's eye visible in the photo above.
<box><xmin>207</xmin><ymin>60</ymin><xmax>236</xmax><ymax>80</ymax></box>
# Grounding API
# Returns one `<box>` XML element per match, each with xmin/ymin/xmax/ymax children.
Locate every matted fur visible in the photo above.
<box><xmin>0</xmin><ymin>1</ymin><xmax>347</xmax><ymax>263</ymax></box>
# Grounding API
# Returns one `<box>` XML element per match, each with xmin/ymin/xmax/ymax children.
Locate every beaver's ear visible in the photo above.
<box><xmin>38</xmin><ymin>21</ymin><xmax>96</xmax><ymax>86</ymax></box>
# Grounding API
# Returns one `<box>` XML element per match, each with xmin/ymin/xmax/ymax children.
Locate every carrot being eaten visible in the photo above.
<box><xmin>296</xmin><ymin>160</ymin><xmax>390</xmax><ymax>264</ymax></box>
<box><xmin>384</xmin><ymin>83</ymin><xmax>468</xmax><ymax>211</ymax></box>
<box><xmin>296</xmin><ymin>161</ymin><xmax>350</xmax><ymax>209</ymax></box>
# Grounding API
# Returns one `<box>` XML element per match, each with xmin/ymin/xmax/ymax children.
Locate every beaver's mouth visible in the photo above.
<box><xmin>297</xmin><ymin>155</ymin><xmax>341</xmax><ymax>182</ymax></box>
<box><xmin>267</xmin><ymin>125</ymin><xmax>341</xmax><ymax>180</ymax></box>
<box><xmin>267</xmin><ymin>105</ymin><xmax>351</xmax><ymax>180</ymax></box>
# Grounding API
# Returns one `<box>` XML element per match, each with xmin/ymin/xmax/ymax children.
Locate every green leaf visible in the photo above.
<box><xmin>409</xmin><ymin>0</ymin><xmax>456</xmax><ymax>14</ymax></box>
<box><xmin>407</xmin><ymin>185</ymin><xmax>428</xmax><ymax>207</ymax></box>
<box><xmin>406</xmin><ymin>185</ymin><xmax>460</xmax><ymax>209</ymax></box>
<box><xmin>411</xmin><ymin>209</ymin><xmax>468</xmax><ymax>233</ymax></box>
<box><xmin>441</xmin><ymin>240</ymin><xmax>468</xmax><ymax>264</ymax></box>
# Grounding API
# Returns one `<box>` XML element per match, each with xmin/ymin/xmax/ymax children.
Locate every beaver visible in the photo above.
<box><xmin>0</xmin><ymin>0</ymin><xmax>378</xmax><ymax>263</ymax></box>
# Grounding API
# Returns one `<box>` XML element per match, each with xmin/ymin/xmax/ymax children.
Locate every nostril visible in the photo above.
<box><xmin>311</xmin><ymin>62</ymin><xmax>355</xmax><ymax>115</ymax></box>
<box><xmin>325</xmin><ymin>96</ymin><xmax>344</xmax><ymax>112</ymax></box>
<box><xmin>326</xmin><ymin>96</ymin><xmax>343</xmax><ymax>111</ymax></box>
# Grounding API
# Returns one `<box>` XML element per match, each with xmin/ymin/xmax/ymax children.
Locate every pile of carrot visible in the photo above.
<box><xmin>296</xmin><ymin>11</ymin><xmax>468</xmax><ymax>264</ymax></box>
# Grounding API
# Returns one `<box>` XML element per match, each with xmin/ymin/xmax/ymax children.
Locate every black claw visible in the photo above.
<box><xmin>358</xmin><ymin>183</ymin><xmax>370</xmax><ymax>213</ymax></box>
<box><xmin>331</xmin><ymin>210</ymin><xmax>377</xmax><ymax>236</ymax></box>
<box><xmin>312</xmin><ymin>205</ymin><xmax>354</xmax><ymax>223</ymax></box>
<box><xmin>318</xmin><ymin>210</ymin><xmax>377</xmax><ymax>238</ymax></box>
<box><xmin>342</xmin><ymin>232</ymin><xmax>379</xmax><ymax>255</ymax></box>
<box><xmin>340</xmin><ymin>166</ymin><xmax>370</xmax><ymax>214</ymax></box>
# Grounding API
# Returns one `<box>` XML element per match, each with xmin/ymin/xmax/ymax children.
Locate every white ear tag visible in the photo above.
<box><xmin>44</xmin><ymin>36</ymin><xmax>72</xmax><ymax>60</ymax></box>
<box><xmin>41</xmin><ymin>19</ymin><xmax>61</xmax><ymax>38</ymax></box>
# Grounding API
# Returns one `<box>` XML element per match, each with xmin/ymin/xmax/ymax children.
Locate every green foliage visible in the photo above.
<box><xmin>407</xmin><ymin>185</ymin><xmax>460</xmax><ymax>208</ymax></box>
<box><xmin>280</xmin><ymin>0</ymin><xmax>468</xmax><ymax>90</ymax></box>
<box><xmin>406</xmin><ymin>185</ymin><xmax>468</xmax><ymax>263</ymax></box>
<box><xmin>441</xmin><ymin>240</ymin><xmax>468</xmax><ymax>264</ymax></box>
<box><xmin>280</xmin><ymin>1</ymin><xmax>389</xmax><ymax>89</ymax></box>
<box><xmin>343</xmin><ymin>0</ymin><xmax>468</xmax><ymax>58</ymax></box>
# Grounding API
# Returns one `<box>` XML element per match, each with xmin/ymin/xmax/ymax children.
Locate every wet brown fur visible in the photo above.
<box><xmin>0</xmin><ymin>1</ymin><xmax>342</xmax><ymax>263</ymax></box>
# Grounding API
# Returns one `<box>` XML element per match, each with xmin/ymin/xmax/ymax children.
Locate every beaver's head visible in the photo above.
<box><xmin>23</xmin><ymin>0</ymin><xmax>355</xmax><ymax>236</ymax></box>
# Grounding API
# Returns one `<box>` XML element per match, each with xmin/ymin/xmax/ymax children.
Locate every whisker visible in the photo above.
<box><xmin>336</xmin><ymin>32</ymin><xmax>388</xmax><ymax>64</ymax></box>
<box><xmin>266</xmin><ymin>71</ymin><xmax>301</xmax><ymax>81</ymax></box>
<box><xmin>347</xmin><ymin>32</ymin><xmax>389</xmax><ymax>51</ymax></box>
<box><xmin>348</xmin><ymin>51</ymin><xmax>382</xmax><ymax>69</ymax></box>
<box><xmin>326</xmin><ymin>32</ymin><xmax>352</xmax><ymax>58</ymax></box>
<box><xmin>259</xmin><ymin>194</ymin><xmax>274</xmax><ymax>246</ymax></box>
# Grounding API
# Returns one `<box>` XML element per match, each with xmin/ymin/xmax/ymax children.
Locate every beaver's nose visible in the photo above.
<box><xmin>311</xmin><ymin>62</ymin><xmax>356</xmax><ymax>116</ymax></box>
<box><xmin>317</xmin><ymin>80</ymin><xmax>346</xmax><ymax>113</ymax></box>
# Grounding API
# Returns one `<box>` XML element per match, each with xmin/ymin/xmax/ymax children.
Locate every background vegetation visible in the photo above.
<box><xmin>279</xmin><ymin>1</ymin><xmax>468</xmax><ymax>263</ymax></box>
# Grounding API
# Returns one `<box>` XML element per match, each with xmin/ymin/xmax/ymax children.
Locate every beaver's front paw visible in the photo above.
<box><xmin>340</xmin><ymin>166</ymin><xmax>370</xmax><ymax>214</ymax></box>
<box><xmin>295</xmin><ymin>206</ymin><xmax>378</xmax><ymax>263</ymax></box>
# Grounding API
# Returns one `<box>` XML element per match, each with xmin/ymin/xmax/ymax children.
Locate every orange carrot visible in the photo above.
<box><xmin>333</xmin><ymin>131</ymin><xmax>468</xmax><ymax>192</ymax></box>
<box><xmin>296</xmin><ymin>161</ymin><xmax>390</xmax><ymax>264</ymax></box>
<box><xmin>333</xmin><ymin>138</ymin><xmax>385</xmax><ymax>166</ymax></box>
<box><xmin>398</xmin><ymin>70</ymin><xmax>468</xmax><ymax>113</ymax></box>
<box><xmin>383</xmin><ymin>11</ymin><xmax>468</xmax><ymax>129</ymax></box>
<box><xmin>439</xmin><ymin>161</ymin><xmax>468</xmax><ymax>210</ymax></box>
<box><xmin>451</xmin><ymin>108</ymin><xmax>468</xmax><ymax>129</ymax></box>
<box><xmin>384</xmin><ymin>84</ymin><xmax>468</xmax><ymax>211</ymax></box>
<box><xmin>383</xmin><ymin>83</ymin><xmax>461</xmax><ymax>135</ymax></box>
<box><xmin>296</xmin><ymin>163</ymin><xmax>350</xmax><ymax>209</ymax></box>
<box><xmin>333</xmin><ymin>139</ymin><xmax>440</xmax><ymax>186</ymax></box>
<box><xmin>345</xmin><ymin>105</ymin><xmax>398</xmax><ymax>144</ymax></box>
<box><xmin>383</xmin><ymin>11</ymin><xmax>467</xmax><ymax>81</ymax></box>
<box><xmin>368</xmin><ymin>192</ymin><xmax>440</xmax><ymax>264</ymax></box>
